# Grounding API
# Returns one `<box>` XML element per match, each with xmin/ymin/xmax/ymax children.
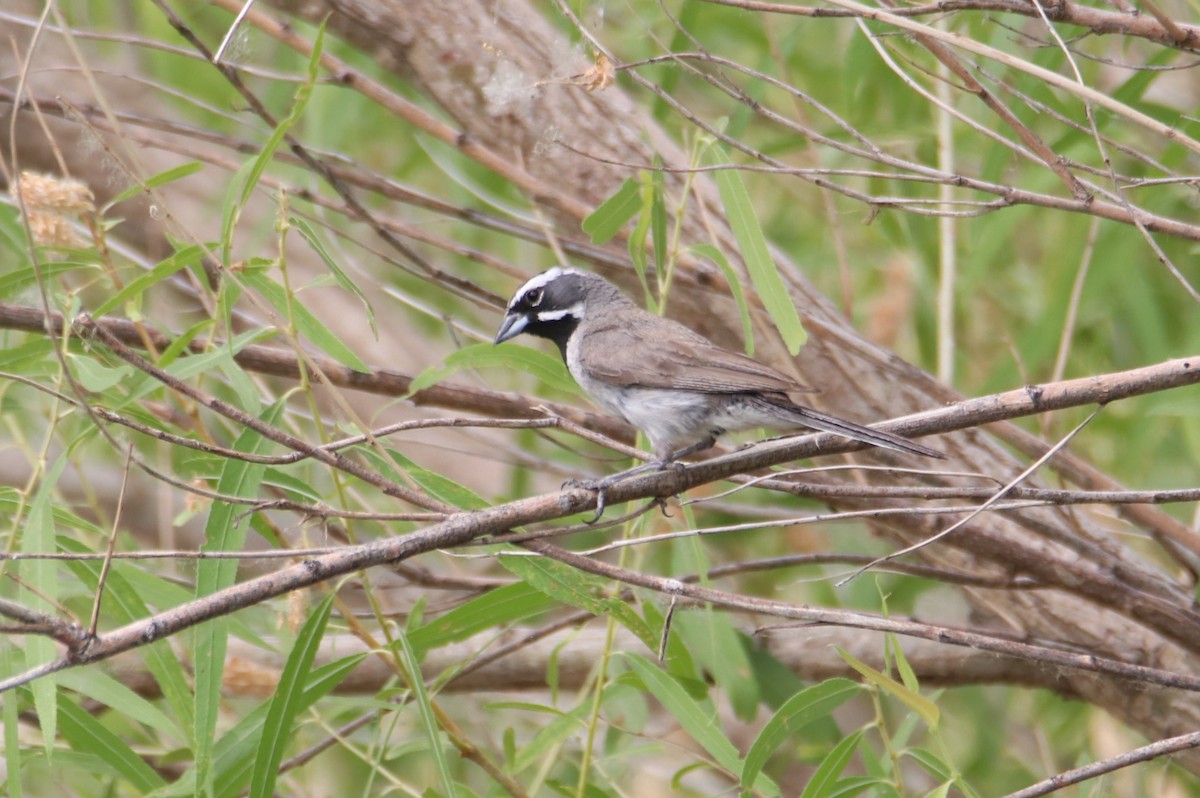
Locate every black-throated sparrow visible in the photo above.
<box><xmin>496</xmin><ymin>267</ymin><xmax>941</xmax><ymax>480</ymax></box>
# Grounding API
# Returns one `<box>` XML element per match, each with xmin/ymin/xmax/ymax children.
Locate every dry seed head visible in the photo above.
<box><xmin>25</xmin><ymin>210</ymin><xmax>86</xmax><ymax>248</ymax></box>
<box><xmin>18</xmin><ymin>171</ymin><xmax>95</xmax><ymax>214</ymax></box>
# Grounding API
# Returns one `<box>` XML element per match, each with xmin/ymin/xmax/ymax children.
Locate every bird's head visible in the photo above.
<box><xmin>494</xmin><ymin>267</ymin><xmax>625</xmax><ymax>350</ymax></box>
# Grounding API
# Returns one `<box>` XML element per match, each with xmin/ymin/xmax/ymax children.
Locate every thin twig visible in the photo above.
<box><xmin>1004</xmin><ymin>730</ymin><xmax>1200</xmax><ymax>798</ymax></box>
<box><xmin>835</xmin><ymin>409</ymin><xmax>1102</xmax><ymax>585</ymax></box>
<box><xmin>88</xmin><ymin>443</ymin><xmax>133</xmax><ymax>637</ymax></box>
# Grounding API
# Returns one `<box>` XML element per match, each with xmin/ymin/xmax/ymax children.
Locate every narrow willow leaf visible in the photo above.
<box><xmin>0</xmin><ymin>261</ymin><xmax>96</xmax><ymax>299</ymax></box>
<box><xmin>194</xmin><ymin>402</ymin><xmax>283</xmax><ymax>795</ymax></box>
<box><xmin>104</xmin><ymin>161</ymin><xmax>205</xmax><ymax>210</ymax></box>
<box><xmin>511</xmin><ymin>704</ymin><xmax>590</xmax><ymax>774</ymax></box>
<box><xmin>395</xmin><ymin>631</ymin><xmax>458</xmax><ymax>798</ymax></box>
<box><xmin>68</xmin><ymin>355</ymin><xmax>132</xmax><ymax>393</ymax></box>
<box><xmin>221</xmin><ymin>22</ymin><xmax>322</xmax><ymax>264</ymax></box>
<box><xmin>838</xmin><ymin>648</ymin><xmax>939</xmax><ymax>729</ymax></box>
<box><xmin>582</xmin><ymin>178</ymin><xmax>641</xmax><ymax>243</ymax></box>
<box><xmin>59</xmin><ymin>540</ymin><xmax>195</xmax><ymax>736</ymax></box>
<box><xmin>2</xmin><ymin>645</ymin><xmax>22</xmax><ymax>798</ymax></box>
<box><xmin>906</xmin><ymin>748</ymin><xmax>953</xmax><ymax>782</ymax></box>
<box><xmin>160</xmin><ymin>653</ymin><xmax>366</xmax><ymax>798</ymax></box>
<box><xmin>93</xmin><ymin>243</ymin><xmax>205</xmax><ymax>316</ymax></box>
<box><xmin>625</xmin><ymin>654</ymin><xmax>779</xmax><ymax>796</ymax></box>
<box><xmin>742</xmin><ymin>678</ymin><xmax>861</xmax><ymax>790</ymax></box>
<box><xmin>408</xmin><ymin>582</ymin><xmax>556</xmax><ymax>654</ymax></box>
<box><xmin>501</xmin><ymin>556</ymin><xmax>657</xmax><ymax>651</ymax></box>
<box><xmin>241</xmin><ymin>270</ymin><xmax>371</xmax><ymax>372</ymax></box>
<box><xmin>689</xmin><ymin>243</ymin><xmax>755</xmax><ymax>355</ymax></box>
<box><xmin>379</xmin><ymin>448</ymin><xmax>489</xmax><ymax>510</ymax></box>
<box><xmin>710</xmin><ymin>148</ymin><xmax>807</xmax><ymax>354</ymax></box>
<box><xmin>650</xmin><ymin>161</ymin><xmax>668</xmax><ymax>276</ymax></box>
<box><xmin>888</xmin><ymin>634</ymin><xmax>921</xmax><ymax>693</ymax></box>
<box><xmin>24</xmin><ymin>455</ymin><xmax>67</xmax><ymax>757</ymax></box>
<box><xmin>674</xmin><ymin>612</ymin><xmax>758</xmax><ymax>722</ymax></box>
<box><xmin>409</xmin><ymin>342</ymin><xmax>577</xmax><ymax>397</ymax></box>
<box><xmin>290</xmin><ymin>215</ymin><xmax>378</xmax><ymax>337</ymax></box>
<box><xmin>248</xmin><ymin>593</ymin><xmax>335</xmax><ymax>798</ymax></box>
<box><xmin>59</xmin><ymin>669</ymin><xmax>178</xmax><ymax>738</ymax></box>
<box><xmin>58</xmin><ymin>698</ymin><xmax>165</xmax><ymax>792</ymax></box>
<box><xmin>629</xmin><ymin>172</ymin><xmax>657</xmax><ymax>311</ymax></box>
<box><xmin>798</xmin><ymin>730</ymin><xmax>866</xmax><ymax>798</ymax></box>
<box><xmin>236</xmin><ymin>26</ymin><xmax>323</xmax><ymax>212</ymax></box>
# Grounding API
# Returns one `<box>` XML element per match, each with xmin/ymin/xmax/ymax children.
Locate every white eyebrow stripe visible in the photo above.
<box><xmin>509</xmin><ymin>267</ymin><xmax>584</xmax><ymax>309</ymax></box>
<box><xmin>536</xmin><ymin>303</ymin><xmax>582</xmax><ymax>322</ymax></box>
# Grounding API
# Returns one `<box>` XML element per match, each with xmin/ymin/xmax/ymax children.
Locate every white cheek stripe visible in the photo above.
<box><xmin>509</xmin><ymin>266</ymin><xmax>585</xmax><ymax>310</ymax></box>
<box><xmin>536</xmin><ymin>302</ymin><xmax>582</xmax><ymax>322</ymax></box>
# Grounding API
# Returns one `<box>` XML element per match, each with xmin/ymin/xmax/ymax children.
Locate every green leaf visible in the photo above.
<box><xmin>378</xmin><ymin>448</ymin><xmax>490</xmax><ymax>510</ymax></box>
<box><xmin>689</xmin><ymin>243</ymin><xmax>754</xmax><ymax>355</ymax></box>
<box><xmin>674</xmin><ymin>611</ymin><xmax>758</xmax><ymax>721</ymax></box>
<box><xmin>92</xmin><ymin>243</ymin><xmax>206</xmax><ymax>317</ymax></box>
<box><xmin>59</xmin><ymin>540</ymin><xmax>195</xmax><ymax>737</ymax></box>
<box><xmin>394</xmin><ymin>630</ymin><xmax>459</xmax><ymax>798</ymax></box>
<box><xmin>888</xmin><ymin>634</ymin><xmax>921</xmax><ymax>693</ymax></box>
<box><xmin>0</xmin><ymin>260</ymin><xmax>97</xmax><ymax>299</ymax></box>
<box><xmin>625</xmin><ymin>653</ymin><xmax>779</xmax><ymax>795</ymax></box>
<box><xmin>510</xmin><ymin>704</ymin><xmax>590</xmax><ymax>774</ymax></box>
<box><xmin>906</xmin><ymin>748</ymin><xmax>953</xmax><ymax>782</ymax></box>
<box><xmin>710</xmin><ymin>148</ymin><xmax>807</xmax><ymax>354</ymax></box>
<box><xmin>248</xmin><ymin>593</ymin><xmax>336</xmax><ymax>798</ymax></box>
<box><xmin>241</xmin><ymin>269</ymin><xmax>371</xmax><ymax>372</ymax></box>
<box><xmin>501</xmin><ymin>556</ymin><xmax>657</xmax><ymax>651</ymax></box>
<box><xmin>104</xmin><ymin>161</ymin><xmax>205</xmax><ymax>210</ymax></box>
<box><xmin>582</xmin><ymin>178</ymin><xmax>641</xmax><ymax>244</ymax></box>
<box><xmin>408</xmin><ymin>582</ymin><xmax>555</xmax><ymax>655</ymax></box>
<box><xmin>290</xmin><ymin>215</ymin><xmax>378</xmax><ymax>337</ymax></box>
<box><xmin>838</xmin><ymin>648</ymin><xmax>939</xmax><ymax>729</ymax></box>
<box><xmin>650</xmin><ymin>162</ymin><xmax>668</xmax><ymax>277</ymax></box>
<box><xmin>799</xmin><ymin>730</ymin><xmax>865</xmax><ymax>798</ymax></box>
<box><xmin>24</xmin><ymin>455</ymin><xmax>67</xmax><ymax>758</ymax></box>
<box><xmin>194</xmin><ymin>402</ymin><xmax>283</xmax><ymax>796</ymax></box>
<box><xmin>160</xmin><ymin>653</ymin><xmax>366</xmax><ymax>798</ymax></box>
<box><xmin>743</xmin><ymin>678</ymin><xmax>861</xmax><ymax>790</ymax></box>
<box><xmin>235</xmin><ymin>26</ymin><xmax>323</xmax><ymax>215</ymax></box>
<box><xmin>628</xmin><ymin>173</ymin><xmax>657</xmax><ymax>311</ymax></box>
<box><xmin>410</xmin><ymin>342</ymin><xmax>577</xmax><ymax>397</ymax></box>
<box><xmin>2</xmin><ymin>645</ymin><xmax>22</xmax><ymax>798</ymax></box>
<box><xmin>59</xmin><ymin>668</ymin><xmax>179</xmax><ymax>738</ymax></box>
<box><xmin>262</xmin><ymin>467</ymin><xmax>326</xmax><ymax>503</ymax></box>
<box><xmin>68</xmin><ymin>355</ymin><xmax>132</xmax><ymax>392</ymax></box>
<box><xmin>58</xmin><ymin>698</ymin><xmax>165</xmax><ymax>792</ymax></box>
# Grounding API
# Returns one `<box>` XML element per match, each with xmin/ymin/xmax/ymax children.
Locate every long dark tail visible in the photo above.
<box><xmin>757</xmin><ymin>398</ymin><xmax>944</xmax><ymax>459</ymax></box>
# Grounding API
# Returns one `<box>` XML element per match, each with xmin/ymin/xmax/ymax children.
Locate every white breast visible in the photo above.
<box><xmin>565</xmin><ymin>332</ymin><xmax>715</xmax><ymax>458</ymax></box>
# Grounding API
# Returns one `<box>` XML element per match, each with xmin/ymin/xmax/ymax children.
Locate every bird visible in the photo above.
<box><xmin>495</xmin><ymin>267</ymin><xmax>941</xmax><ymax>509</ymax></box>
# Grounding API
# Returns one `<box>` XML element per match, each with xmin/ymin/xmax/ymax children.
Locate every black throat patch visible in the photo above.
<box><xmin>527</xmin><ymin>312</ymin><xmax>580</xmax><ymax>360</ymax></box>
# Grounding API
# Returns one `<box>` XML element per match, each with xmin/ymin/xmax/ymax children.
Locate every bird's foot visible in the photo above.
<box><xmin>563</xmin><ymin>475</ymin><xmax>620</xmax><ymax>524</ymax></box>
<box><xmin>563</xmin><ymin>459</ymin><xmax>682</xmax><ymax>523</ymax></box>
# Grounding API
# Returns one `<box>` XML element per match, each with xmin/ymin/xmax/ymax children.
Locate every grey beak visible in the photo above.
<box><xmin>494</xmin><ymin>313</ymin><xmax>529</xmax><ymax>344</ymax></box>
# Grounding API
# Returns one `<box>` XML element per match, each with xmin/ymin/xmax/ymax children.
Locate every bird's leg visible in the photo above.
<box><xmin>665</xmin><ymin>435</ymin><xmax>717</xmax><ymax>462</ymax></box>
<box><xmin>564</xmin><ymin>466</ymin><xmax>654</xmax><ymax>523</ymax></box>
<box><xmin>564</xmin><ymin>435</ymin><xmax>716</xmax><ymax>523</ymax></box>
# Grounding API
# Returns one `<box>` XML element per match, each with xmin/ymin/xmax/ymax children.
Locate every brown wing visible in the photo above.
<box><xmin>578</xmin><ymin>316</ymin><xmax>816</xmax><ymax>396</ymax></box>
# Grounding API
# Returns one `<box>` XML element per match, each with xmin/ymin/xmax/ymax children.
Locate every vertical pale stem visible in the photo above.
<box><xmin>935</xmin><ymin>32</ymin><xmax>957</xmax><ymax>386</ymax></box>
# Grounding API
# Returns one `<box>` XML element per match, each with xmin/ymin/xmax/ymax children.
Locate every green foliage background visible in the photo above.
<box><xmin>0</xmin><ymin>0</ymin><xmax>1198</xmax><ymax>796</ymax></box>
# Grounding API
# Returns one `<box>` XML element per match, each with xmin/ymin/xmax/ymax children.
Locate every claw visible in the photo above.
<box><xmin>588</xmin><ymin>486</ymin><xmax>608</xmax><ymax>524</ymax></box>
<box><xmin>563</xmin><ymin>456</ymin><xmax>689</xmax><ymax>523</ymax></box>
<box><xmin>563</xmin><ymin>477</ymin><xmax>609</xmax><ymax>523</ymax></box>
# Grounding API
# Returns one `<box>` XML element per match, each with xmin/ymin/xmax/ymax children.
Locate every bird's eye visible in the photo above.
<box><xmin>525</xmin><ymin>288</ymin><xmax>544</xmax><ymax>307</ymax></box>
